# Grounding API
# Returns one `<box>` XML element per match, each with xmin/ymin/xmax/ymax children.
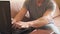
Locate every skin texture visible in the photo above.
<box><xmin>12</xmin><ymin>0</ymin><xmax>60</xmax><ymax>28</ymax></box>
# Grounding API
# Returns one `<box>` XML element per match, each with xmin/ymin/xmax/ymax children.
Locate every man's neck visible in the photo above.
<box><xmin>36</xmin><ymin>0</ymin><xmax>44</xmax><ymax>7</ymax></box>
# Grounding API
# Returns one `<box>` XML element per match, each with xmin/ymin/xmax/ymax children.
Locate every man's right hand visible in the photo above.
<box><xmin>12</xmin><ymin>22</ymin><xmax>22</xmax><ymax>29</ymax></box>
<box><xmin>11</xmin><ymin>18</ymin><xmax>21</xmax><ymax>29</ymax></box>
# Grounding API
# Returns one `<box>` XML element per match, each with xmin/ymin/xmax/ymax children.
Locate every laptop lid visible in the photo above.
<box><xmin>0</xmin><ymin>1</ymin><xmax>12</xmax><ymax>33</ymax></box>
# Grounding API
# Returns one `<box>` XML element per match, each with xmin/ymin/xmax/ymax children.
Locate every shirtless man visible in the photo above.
<box><xmin>12</xmin><ymin>0</ymin><xmax>60</xmax><ymax>34</ymax></box>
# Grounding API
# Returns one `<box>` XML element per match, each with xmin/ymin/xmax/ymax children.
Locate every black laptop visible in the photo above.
<box><xmin>0</xmin><ymin>1</ymin><xmax>12</xmax><ymax>34</ymax></box>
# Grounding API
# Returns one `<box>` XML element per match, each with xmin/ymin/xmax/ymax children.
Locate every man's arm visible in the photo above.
<box><xmin>12</xmin><ymin>0</ymin><xmax>29</xmax><ymax>24</ymax></box>
<box><xmin>12</xmin><ymin>7</ymin><xmax>27</xmax><ymax>24</ymax></box>
<box><xmin>25</xmin><ymin>0</ymin><xmax>60</xmax><ymax>28</ymax></box>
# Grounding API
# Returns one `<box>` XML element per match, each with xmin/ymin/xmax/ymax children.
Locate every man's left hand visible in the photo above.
<box><xmin>12</xmin><ymin>21</ymin><xmax>30</xmax><ymax>29</ymax></box>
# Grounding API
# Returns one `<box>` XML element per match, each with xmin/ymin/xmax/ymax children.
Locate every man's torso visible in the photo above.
<box><xmin>24</xmin><ymin>0</ymin><xmax>53</xmax><ymax>20</ymax></box>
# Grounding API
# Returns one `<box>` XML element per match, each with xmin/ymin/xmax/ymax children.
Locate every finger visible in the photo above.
<box><xmin>12</xmin><ymin>23</ymin><xmax>15</xmax><ymax>28</ymax></box>
<box><xmin>13</xmin><ymin>23</ymin><xmax>22</xmax><ymax>29</ymax></box>
<box><xmin>15</xmin><ymin>24</ymin><xmax>21</xmax><ymax>29</ymax></box>
<box><xmin>12</xmin><ymin>23</ymin><xmax>19</xmax><ymax>29</ymax></box>
<box><xmin>12</xmin><ymin>20</ymin><xmax>17</xmax><ymax>24</ymax></box>
<box><xmin>11</xmin><ymin>18</ymin><xmax>13</xmax><ymax>21</ymax></box>
<box><xmin>11</xmin><ymin>18</ymin><xmax>14</xmax><ymax>24</ymax></box>
<box><xmin>16</xmin><ymin>26</ymin><xmax>22</xmax><ymax>29</ymax></box>
<box><xmin>12</xmin><ymin>24</ymin><xmax>17</xmax><ymax>29</ymax></box>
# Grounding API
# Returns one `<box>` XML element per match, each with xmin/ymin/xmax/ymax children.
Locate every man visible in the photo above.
<box><xmin>12</xmin><ymin>0</ymin><xmax>60</xmax><ymax>34</ymax></box>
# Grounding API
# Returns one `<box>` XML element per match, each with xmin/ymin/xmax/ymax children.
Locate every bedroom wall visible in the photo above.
<box><xmin>55</xmin><ymin>0</ymin><xmax>60</xmax><ymax>8</ymax></box>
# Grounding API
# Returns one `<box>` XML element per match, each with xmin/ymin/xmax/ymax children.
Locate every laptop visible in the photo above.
<box><xmin>0</xmin><ymin>1</ymin><xmax>12</xmax><ymax>34</ymax></box>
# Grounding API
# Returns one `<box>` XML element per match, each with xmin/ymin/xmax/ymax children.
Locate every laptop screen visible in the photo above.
<box><xmin>0</xmin><ymin>1</ymin><xmax>12</xmax><ymax>33</ymax></box>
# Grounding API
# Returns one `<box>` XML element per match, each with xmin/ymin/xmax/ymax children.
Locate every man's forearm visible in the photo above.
<box><xmin>13</xmin><ymin>7</ymin><xmax>27</xmax><ymax>23</ymax></box>
<box><xmin>27</xmin><ymin>17</ymin><xmax>49</xmax><ymax>28</ymax></box>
